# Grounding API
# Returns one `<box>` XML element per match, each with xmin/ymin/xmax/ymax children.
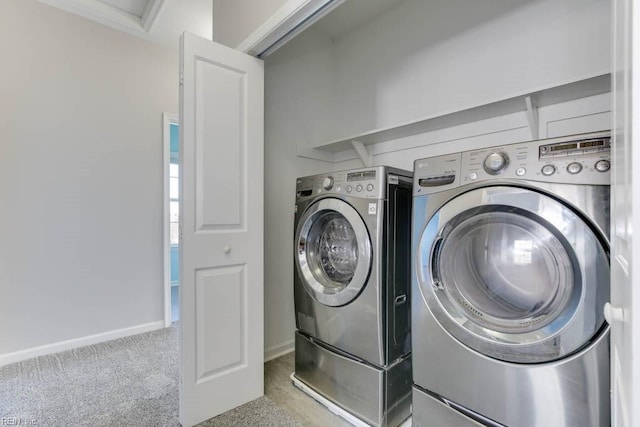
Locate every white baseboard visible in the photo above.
<box><xmin>264</xmin><ymin>339</ymin><xmax>295</xmax><ymax>362</ymax></box>
<box><xmin>0</xmin><ymin>321</ymin><xmax>165</xmax><ymax>367</ymax></box>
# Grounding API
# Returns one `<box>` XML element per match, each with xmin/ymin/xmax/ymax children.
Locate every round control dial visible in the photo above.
<box><xmin>567</xmin><ymin>162</ymin><xmax>582</xmax><ymax>174</ymax></box>
<box><xmin>483</xmin><ymin>152</ymin><xmax>509</xmax><ymax>175</ymax></box>
<box><xmin>541</xmin><ymin>164</ymin><xmax>556</xmax><ymax>176</ymax></box>
<box><xmin>322</xmin><ymin>176</ymin><xmax>334</xmax><ymax>190</ymax></box>
<box><xmin>595</xmin><ymin>159</ymin><xmax>610</xmax><ymax>172</ymax></box>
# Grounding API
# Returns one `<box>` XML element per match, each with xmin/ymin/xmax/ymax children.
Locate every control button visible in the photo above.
<box><xmin>515</xmin><ymin>167</ymin><xmax>526</xmax><ymax>176</ymax></box>
<box><xmin>346</xmin><ymin>185</ymin><xmax>353</xmax><ymax>193</ymax></box>
<box><xmin>356</xmin><ymin>185</ymin><xmax>363</xmax><ymax>192</ymax></box>
<box><xmin>483</xmin><ymin>152</ymin><xmax>510</xmax><ymax>175</ymax></box>
<box><xmin>335</xmin><ymin>186</ymin><xmax>341</xmax><ymax>192</ymax></box>
<box><xmin>595</xmin><ymin>159</ymin><xmax>610</xmax><ymax>172</ymax></box>
<box><xmin>468</xmin><ymin>172</ymin><xmax>478</xmax><ymax>180</ymax></box>
<box><xmin>322</xmin><ymin>176</ymin><xmax>334</xmax><ymax>190</ymax></box>
<box><xmin>567</xmin><ymin>162</ymin><xmax>582</xmax><ymax>174</ymax></box>
<box><xmin>366</xmin><ymin>184</ymin><xmax>374</xmax><ymax>191</ymax></box>
<box><xmin>541</xmin><ymin>164</ymin><xmax>556</xmax><ymax>176</ymax></box>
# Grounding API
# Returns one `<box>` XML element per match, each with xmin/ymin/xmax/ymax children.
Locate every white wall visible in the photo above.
<box><xmin>329</xmin><ymin>0</ymin><xmax>610</xmax><ymax>139</ymax></box>
<box><xmin>213</xmin><ymin>0</ymin><xmax>289</xmax><ymax>48</ymax></box>
<box><xmin>263</xmin><ymin>0</ymin><xmax>611</xmax><ymax>354</ymax></box>
<box><xmin>263</xmin><ymin>27</ymin><xmax>336</xmax><ymax>358</ymax></box>
<box><xmin>0</xmin><ymin>0</ymin><xmax>177</xmax><ymax>358</ymax></box>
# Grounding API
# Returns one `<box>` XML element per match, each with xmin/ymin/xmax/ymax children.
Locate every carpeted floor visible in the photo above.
<box><xmin>0</xmin><ymin>325</ymin><xmax>300</xmax><ymax>427</ymax></box>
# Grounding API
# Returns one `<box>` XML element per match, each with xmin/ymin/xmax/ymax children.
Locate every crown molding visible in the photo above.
<box><xmin>38</xmin><ymin>0</ymin><xmax>166</xmax><ymax>35</ymax></box>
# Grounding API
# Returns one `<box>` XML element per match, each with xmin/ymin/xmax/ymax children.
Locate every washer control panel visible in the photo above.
<box><xmin>483</xmin><ymin>151</ymin><xmax>510</xmax><ymax>175</ymax></box>
<box><xmin>414</xmin><ymin>131</ymin><xmax>611</xmax><ymax>195</ymax></box>
<box><xmin>296</xmin><ymin>166</ymin><xmax>410</xmax><ymax>201</ymax></box>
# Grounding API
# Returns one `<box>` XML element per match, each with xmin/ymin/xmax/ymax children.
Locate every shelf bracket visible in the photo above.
<box><xmin>351</xmin><ymin>140</ymin><xmax>373</xmax><ymax>167</ymax></box>
<box><xmin>524</xmin><ymin>96</ymin><xmax>539</xmax><ymax>140</ymax></box>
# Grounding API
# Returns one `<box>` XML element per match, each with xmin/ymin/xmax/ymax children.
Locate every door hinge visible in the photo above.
<box><xmin>179</xmin><ymin>71</ymin><xmax>184</xmax><ymax>85</ymax></box>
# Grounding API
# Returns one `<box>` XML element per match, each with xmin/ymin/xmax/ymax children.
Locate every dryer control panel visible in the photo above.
<box><xmin>414</xmin><ymin>131</ymin><xmax>611</xmax><ymax>195</ymax></box>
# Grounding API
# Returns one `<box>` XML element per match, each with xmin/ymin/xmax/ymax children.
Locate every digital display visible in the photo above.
<box><xmin>580</xmin><ymin>139</ymin><xmax>605</xmax><ymax>148</ymax></box>
<box><xmin>550</xmin><ymin>143</ymin><xmax>578</xmax><ymax>152</ymax></box>
<box><xmin>540</xmin><ymin>137</ymin><xmax>610</xmax><ymax>158</ymax></box>
<box><xmin>347</xmin><ymin>171</ymin><xmax>376</xmax><ymax>181</ymax></box>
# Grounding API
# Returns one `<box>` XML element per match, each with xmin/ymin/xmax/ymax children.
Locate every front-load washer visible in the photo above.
<box><xmin>411</xmin><ymin>131</ymin><xmax>611</xmax><ymax>427</ymax></box>
<box><xmin>293</xmin><ymin>166</ymin><xmax>413</xmax><ymax>427</ymax></box>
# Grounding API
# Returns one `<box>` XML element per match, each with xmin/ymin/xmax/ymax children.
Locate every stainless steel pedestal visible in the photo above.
<box><xmin>294</xmin><ymin>331</ymin><xmax>411</xmax><ymax>427</ymax></box>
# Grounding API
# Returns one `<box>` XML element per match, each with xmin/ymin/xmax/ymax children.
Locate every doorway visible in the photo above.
<box><xmin>163</xmin><ymin>113</ymin><xmax>180</xmax><ymax>326</ymax></box>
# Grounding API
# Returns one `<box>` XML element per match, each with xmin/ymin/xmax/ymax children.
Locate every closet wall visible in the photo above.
<box><xmin>263</xmin><ymin>0</ymin><xmax>611</xmax><ymax>355</ymax></box>
<box><xmin>328</xmin><ymin>0</ymin><xmax>609</xmax><ymax>140</ymax></box>
<box><xmin>263</xmin><ymin>28</ymin><xmax>336</xmax><ymax>358</ymax></box>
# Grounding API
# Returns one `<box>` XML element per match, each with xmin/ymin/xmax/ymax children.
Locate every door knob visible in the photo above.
<box><xmin>604</xmin><ymin>302</ymin><xmax>624</xmax><ymax>323</ymax></box>
<box><xmin>224</xmin><ymin>246</ymin><xmax>231</xmax><ymax>254</ymax></box>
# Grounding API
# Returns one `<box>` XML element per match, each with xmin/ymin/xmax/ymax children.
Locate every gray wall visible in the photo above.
<box><xmin>0</xmin><ymin>0</ymin><xmax>177</xmax><ymax>355</ymax></box>
<box><xmin>212</xmin><ymin>0</ymin><xmax>288</xmax><ymax>48</ymax></box>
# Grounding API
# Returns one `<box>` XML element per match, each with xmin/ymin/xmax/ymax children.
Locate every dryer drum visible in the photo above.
<box><xmin>434</xmin><ymin>209</ymin><xmax>574</xmax><ymax>334</ymax></box>
<box><xmin>417</xmin><ymin>186</ymin><xmax>609</xmax><ymax>364</ymax></box>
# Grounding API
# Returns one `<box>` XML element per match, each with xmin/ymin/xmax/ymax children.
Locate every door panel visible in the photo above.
<box><xmin>180</xmin><ymin>32</ymin><xmax>264</xmax><ymax>427</ymax></box>
<box><xmin>195</xmin><ymin>265</ymin><xmax>245</xmax><ymax>381</ymax></box>
<box><xmin>611</xmin><ymin>1</ymin><xmax>638</xmax><ymax>426</ymax></box>
<box><xmin>195</xmin><ymin>58</ymin><xmax>244</xmax><ymax>229</ymax></box>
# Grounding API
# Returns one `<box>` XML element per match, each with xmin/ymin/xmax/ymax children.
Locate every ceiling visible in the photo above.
<box><xmin>38</xmin><ymin>0</ymin><xmax>212</xmax><ymax>49</ymax></box>
<box><xmin>37</xmin><ymin>0</ymin><xmax>408</xmax><ymax>53</ymax></box>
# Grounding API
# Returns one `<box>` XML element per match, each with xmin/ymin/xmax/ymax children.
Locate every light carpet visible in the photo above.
<box><xmin>0</xmin><ymin>324</ymin><xmax>300</xmax><ymax>427</ymax></box>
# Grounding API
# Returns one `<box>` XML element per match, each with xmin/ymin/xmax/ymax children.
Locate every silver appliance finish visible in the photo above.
<box><xmin>411</xmin><ymin>131</ymin><xmax>611</xmax><ymax>427</ymax></box>
<box><xmin>293</xmin><ymin>166</ymin><xmax>413</xmax><ymax>426</ymax></box>
<box><xmin>412</xmin><ymin>386</ymin><xmax>485</xmax><ymax>427</ymax></box>
<box><xmin>294</xmin><ymin>166</ymin><xmax>413</xmax><ymax>367</ymax></box>
<box><xmin>295</xmin><ymin>331</ymin><xmax>412</xmax><ymax>427</ymax></box>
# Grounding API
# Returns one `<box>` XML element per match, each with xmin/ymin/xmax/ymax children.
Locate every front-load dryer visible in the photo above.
<box><xmin>411</xmin><ymin>131</ymin><xmax>611</xmax><ymax>427</ymax></box>
<box><xmin>293</xmin><ymin>166</ymin><xmax>413</xmax><ymax>427</ymax></box>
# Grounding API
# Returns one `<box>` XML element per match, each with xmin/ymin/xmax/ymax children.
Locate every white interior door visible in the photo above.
<box><xmin>179</xmin><ymin>32</ymin><xmax>264</xmax><ymax>427</ymax></box>
<box><xmin>610</xmin><ymin>1</ymin><xmax>639</xmax><ymax>426</ymax></box>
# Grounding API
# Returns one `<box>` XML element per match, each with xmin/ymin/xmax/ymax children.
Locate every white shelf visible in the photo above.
<box><xmin>297</xmin><ymin>73</ymin><xmax>611</xmax><ymax>162</ymax></box>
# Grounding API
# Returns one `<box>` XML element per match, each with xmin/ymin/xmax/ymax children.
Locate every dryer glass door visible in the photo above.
<box><xmin>417</xmin><ymin>186</ymin><xmax>609</xmax><ymax>363</ymax></box>
<box><xmin>436</xmin><ymin>211</ymin><xmax>573</xmax><ymax>334</ymax></box>
<box><xmin>296</xmin><ymin>198</ymin><xmax>372</xmax><ymax>307</ymax></box>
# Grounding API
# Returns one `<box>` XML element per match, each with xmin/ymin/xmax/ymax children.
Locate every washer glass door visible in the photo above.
<box><xmin>297</xmin><ymin>198</ymin><xmax>372</xmax><ymax>307</ymax></box>
<box><xmin>417</xmin><ymin>186</ymin><xmax>609</xmax><ymax>363</ymax></box>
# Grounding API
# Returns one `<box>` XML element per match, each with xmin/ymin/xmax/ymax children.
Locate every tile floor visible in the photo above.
<box><xmin>265</xmin><ymin>352</ymin><xmax>352</xmax><ymax>427</ymax></box>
